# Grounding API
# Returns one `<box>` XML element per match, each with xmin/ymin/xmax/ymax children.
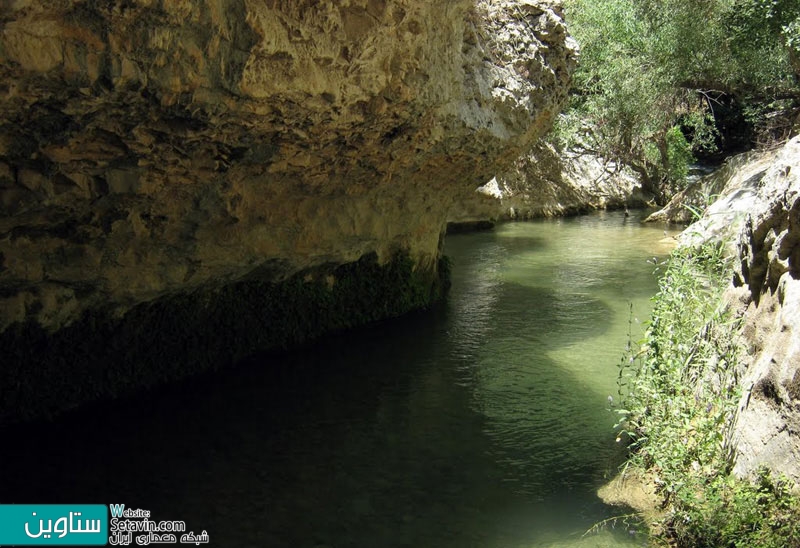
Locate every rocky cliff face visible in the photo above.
<box><xmin>728</xmin><ymin>137</ymin><xmax>800</xmax><ymax>486</ymax></box>
<box><xmin>0</xmin><ymin>1</ymin><xmax>575</xmax><ymax>421</ymax></box>
<box><xmin>447</xmin><ymin>141</ymin><xmax>647</xmax><ymax>226</ymax></box>
<box><xmin>679</xmin><ymin>137</ymin><xmax>800</xmax><ymax>486</ymax></box>
<box><xmin>646</xmin><ymin>149</ymin><xmax>780</xmax><ymax>243</ymax></box>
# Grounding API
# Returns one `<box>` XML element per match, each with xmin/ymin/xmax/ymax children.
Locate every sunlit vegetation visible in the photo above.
<box><xmin>614</xmin><ymin>244</ymin><xmax>800</xmax><ymax>546</ymax></box>
<box><xmin>556</xmin><ymin>0</ymin><xmax>800</xmax><ymax>202</ymax></box>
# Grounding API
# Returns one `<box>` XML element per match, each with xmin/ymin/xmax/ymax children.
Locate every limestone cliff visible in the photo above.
<box><xmin>0</xmin><ymin>1</ymin><xmax>575</xmax><ymax>421</ymax></box>
<box><xmin>677</xmin><ymin>137</ymin><xmax>800</xmax><ymax>486</ymax></box>
<box><xmin>448</xmin><ymin>140</ymin><xmax>648</xmax><ymax>226</ymax></box>
<box><xmin>728</xmin><ymin>137</ymin><xmax>800</xmax><ymax>486</ymax></box>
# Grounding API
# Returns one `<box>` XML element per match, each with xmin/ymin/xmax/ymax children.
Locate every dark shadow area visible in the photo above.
<box><xmin>446</xmin><ymin>220</ymin><xmax>496</xmax><ymax>234</ymax></box>
<box><xmin>0</xmin><ymin>252</ymin><xmax>449</xmax><ymax>425</ymax></box>
<box><xmin>1</xmin><ymin>212</ymin><xmax>661</xmax><ymax>547</ymax></box>
<box><xmin>0</xmin><ymin>261</ymin><xmax>627</xmax><ymax>548</ymax></box>
<box><xmin>0</xmin><ymin>299</ymin><xmax>623</xmax><ymax>548</ymax></box>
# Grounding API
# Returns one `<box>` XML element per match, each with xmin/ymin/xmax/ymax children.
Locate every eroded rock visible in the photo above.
<box><xmin>0</xmin><ymin>0</ymin><xmax>576</xmax><ymax>421</ymax></box>
<box><xmin>685</xmin><ymin>136</ymin><xmax>800</xmax><ymax>486</ymax></box>
<box><xmin>727</xmin><ymin>137</ymin><xmax>800</xmax><ymax>486</ymax></box>
<box><xmin>651</xmin><ymin>150</ymin><xmax>781</xmax><ymax>252</ymax></box>
<box><xmin>448</xmin><ymin>140</ymin><xmax>647</xmax><ymax>225</ymax></box>
<box><xmin>0</xmin><ymin>0</ymin><xmax>576</xmax><ymax>332</ymax></box>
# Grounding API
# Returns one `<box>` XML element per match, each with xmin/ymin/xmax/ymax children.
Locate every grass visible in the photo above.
<box><xmin>611</xmin><ymin>242</ymin><xmax>800</xmax><ymax>547</ymax></box>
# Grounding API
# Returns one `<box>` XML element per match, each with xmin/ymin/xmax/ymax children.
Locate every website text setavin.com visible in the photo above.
<box><xmin>0</xmin><ymin>504</ymin><xmax>210</xmax><ymax>546</ymax></box>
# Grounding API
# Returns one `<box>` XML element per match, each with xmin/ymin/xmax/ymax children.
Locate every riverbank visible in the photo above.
<box><xmin>603</xmin><ymin>136</ymin><xmax>800</xmax><ymax>546</ymax></box>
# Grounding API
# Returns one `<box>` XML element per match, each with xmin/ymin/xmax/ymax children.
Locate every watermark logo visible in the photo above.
<box><xmin>0</xmin><ymin>504</ymin><xmax>107</xmax><ymax>545</ymax></box>
<box><xmin>0</xmin><ymin>504</ymin><xmax>209</xmax><ymax>545</ymax></box>
<box><xmin>108</xmin><ymin>504</ymin><xmax>209</xmax><ymax>545</ymax></box>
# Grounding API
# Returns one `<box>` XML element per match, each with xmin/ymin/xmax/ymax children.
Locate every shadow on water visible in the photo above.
<box><xmin>489</xmin><ymin>280</ymin><xmax>615</xmax><ymax>347</ymax></box>
<box><xmin>0</xmin><ymin>311</ymin><xmax>623</xmax><ymax>547</ymax></box>
<box><xmin>0</xmin><ymin>210</ymin><xmax>671</xmax><ymax>548</ymax></box>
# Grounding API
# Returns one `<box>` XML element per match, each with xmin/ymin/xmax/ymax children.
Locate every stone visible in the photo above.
<box><xmin>667</xmin><ymin>150</ymin><xmax>782</xmax><ymax>254</ymax></box>
<box><xmin>644</xmin><ymin>158</ymin><xmax>761</xmax><ymax>225</ymax></box>
<box><xmin>0</xmin><ymin>0</ymin><xmax>576</xmax><ymax>421</ymax></box>
<box><xmin>727</xmin><ymin>137</ymin><xmax>800</xmax><ymax>486</ymax></box>
<box><xmin>447</xmin><ymin>140</ymin><xmax>648</xmax><ymax>225</ymax></box>
<box><xmin>685</xmin><ymin>136</ymin><xmax>800</xmax><ymax>486</ymax></box>
<box><xmin>0</xmin><ymin>0</ymin><xmax>576</xmax><ymax>333</ymax></box>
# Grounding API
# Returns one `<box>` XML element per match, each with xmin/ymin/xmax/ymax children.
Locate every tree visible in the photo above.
<box><xmin>556</xmin><ymin>0</ymin><xmax>799</xmax><ymax>202</ymax></box>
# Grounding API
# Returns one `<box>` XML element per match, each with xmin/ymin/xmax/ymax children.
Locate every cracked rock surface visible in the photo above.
<box><xmin>682</xmin><ymin>136</ymin><xmax>800</xmax><ymax>486</ymax></box>
<box><xmin>0</xmin><ymin>0</ymin><xmax>576</xmax><ymax>333</ymax></box>
<box><xmin>729</xmin><ymin>137</ymin><xmax>800</xmax><ymax>486</ymax></box>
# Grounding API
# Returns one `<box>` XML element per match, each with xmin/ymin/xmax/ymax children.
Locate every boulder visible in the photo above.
<box><xmin>684</xmin><ymin>136</ymin><xmax>800</xmax><ymax>486</ymax></box>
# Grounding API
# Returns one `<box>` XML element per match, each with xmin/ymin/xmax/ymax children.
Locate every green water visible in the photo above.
<box><xmin>432</xmin><ymin>211</ymin><xmax>680</xmax><ymax>547</ymax></box>
<box><xmin>1</xmin><ymin>210</ymin><xmax>680</xmax><ymax>547</ymax></box>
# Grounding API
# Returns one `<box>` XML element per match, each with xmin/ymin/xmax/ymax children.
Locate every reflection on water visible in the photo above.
<box><xmin>1</xmin><ymin>210</ymin><xmax>679</xmax><ymax>547</ymax></box>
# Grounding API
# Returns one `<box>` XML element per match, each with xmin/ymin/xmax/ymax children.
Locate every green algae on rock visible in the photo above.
<box><xmin>0</xmin><ymin>251</ymin><xmax>450</xmax><ymax>424</ymax></box>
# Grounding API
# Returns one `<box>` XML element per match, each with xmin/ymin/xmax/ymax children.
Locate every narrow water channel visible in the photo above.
<box><xmin>1</xmin><ymin>210</ymin><xmax>680</xmax><ymax>547</ymax></box>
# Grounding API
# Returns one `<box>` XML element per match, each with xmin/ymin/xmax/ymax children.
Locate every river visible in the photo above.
<box><xmin>1</xmin><ymin>210</ymin><xmax>680</xmax><ymax>547</ymax></box>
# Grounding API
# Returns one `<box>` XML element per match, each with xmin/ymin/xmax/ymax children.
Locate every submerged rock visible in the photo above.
<box><xmin>0</xmin><ymin>0</ymin><xmax>576</xmax><ymax>421</ymax></box>
<box><xmin>597</xmin><ymin>468</ymin><xmax>662</xmax><ymax>523</ymax></box>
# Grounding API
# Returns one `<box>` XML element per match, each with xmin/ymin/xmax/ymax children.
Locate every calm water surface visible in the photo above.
<box><xmin>1</xmin><ymin>210</ymin><xmax>680</xmax><ymax>547</ymax></box>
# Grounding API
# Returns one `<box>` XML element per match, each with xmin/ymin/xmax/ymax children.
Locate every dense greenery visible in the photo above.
<box><xmin>614</xmin><ymin>245</ymin><xmax>800</xmax><ymax>546</ymax></box>
<box><xmin>558</xmin><ymin>0</ymin><xmax>800</xmax><ymax>201</ymax></box>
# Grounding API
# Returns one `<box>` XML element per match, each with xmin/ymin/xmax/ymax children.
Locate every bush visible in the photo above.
<box><xmin>614</xmin><ymin>244</ymin><xmax>800</xmax><ymax>546</ymax></box>
<box><xmin>561</xmin><ymin>0</ymin><xmax>798</xmax><ymax>200</ymax></box>
<box><xmin>665</xmin><ymin>126</ymin><xmax>694</xmax><ymax>188</ymax></box>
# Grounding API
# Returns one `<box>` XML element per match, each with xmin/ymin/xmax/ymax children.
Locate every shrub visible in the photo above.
<box><xmin>614</xmin><ymin>244</ymin><xmax>800</xmax><ymax>546</ymax></box>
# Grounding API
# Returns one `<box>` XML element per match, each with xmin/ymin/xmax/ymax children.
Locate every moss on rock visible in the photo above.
<box><xmin>0</xmin><ymin>251</ymin><xmax>450</xmax><ymax>424</ymax></box>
